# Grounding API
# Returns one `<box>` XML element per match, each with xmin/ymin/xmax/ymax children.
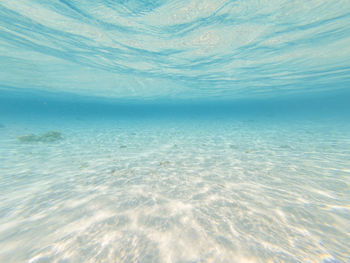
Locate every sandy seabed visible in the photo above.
<box><xmin>0</xmin><ymin>117</ymin><xmax>349</xmax><ymax>263</ymax></box>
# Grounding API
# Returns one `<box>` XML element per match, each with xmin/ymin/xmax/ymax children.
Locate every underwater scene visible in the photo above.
<box><xmin>0</xmin><ymin>1</ymin><xmax>350</xmax><ymax>262</ymax></box>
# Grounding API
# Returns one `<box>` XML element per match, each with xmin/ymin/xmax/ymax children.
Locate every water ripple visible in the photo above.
<box><xmin>1</xmin><ymin>0</ymin><xmax>350</xmax><ymax>99</ymax></box>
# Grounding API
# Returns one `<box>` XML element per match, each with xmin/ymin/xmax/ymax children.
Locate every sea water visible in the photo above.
<box><xmin>1</xmin><ymin>1</ymin><xmax>350</xmax><ymax>263</ymax></box>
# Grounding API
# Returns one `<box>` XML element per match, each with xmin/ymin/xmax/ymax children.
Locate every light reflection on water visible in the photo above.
<box><xmin>1</xmin><ymin>0</ymin><xmax>350</xmax><ymax>262</ymax></box>
<box><xmin>0</xmin><ymin>0</ymin><xmax>350</xmax><ymax>99</ymax></box>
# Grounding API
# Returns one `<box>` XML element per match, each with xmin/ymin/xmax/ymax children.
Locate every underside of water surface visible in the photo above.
<box><xmin>1</xmin><ymin>1</ymin><xmax>350</xmax><ymax>263</ymax></box>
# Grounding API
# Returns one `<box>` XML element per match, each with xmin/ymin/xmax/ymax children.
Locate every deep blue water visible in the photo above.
<box><xmin>1</xmin><ymin>1</ymin><xmax>350</xmax><ymax>262</ymax></box>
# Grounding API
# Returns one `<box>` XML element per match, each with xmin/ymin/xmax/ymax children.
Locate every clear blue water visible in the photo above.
<box><xmin>0</xmin><ymin>1</ymin><xmax>350</xmax><ymax>262</ymax></box>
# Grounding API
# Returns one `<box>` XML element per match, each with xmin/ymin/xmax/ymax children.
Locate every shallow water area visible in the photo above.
<box><xmin>1</xmin><ymin>116</ymin><xmax>349</xmax><ymax>263</ymax></box>
<box><xmin>1</xmin><ymin>0</ymin><xmax>350</xmax><ymax>261</ymax></box>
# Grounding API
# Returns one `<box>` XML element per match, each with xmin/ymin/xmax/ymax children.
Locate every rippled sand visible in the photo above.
<box><xmin>0</xmin><ymin>118</ymin><xmax>349</xmax><ymax>262</ymax></box>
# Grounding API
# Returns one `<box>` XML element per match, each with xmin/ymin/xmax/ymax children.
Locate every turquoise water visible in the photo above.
<box><xmin>1</xmin><ymin>1</ymin><xmax>350</xmax><ymax>262</ymax></box>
